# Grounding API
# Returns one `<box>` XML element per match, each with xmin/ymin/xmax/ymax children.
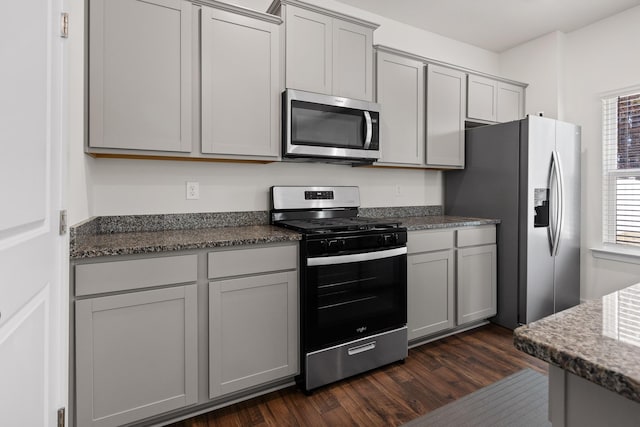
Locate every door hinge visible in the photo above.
<box><xmin>57</xmin><ymin>407</ymin><xmax>66</xmax><ymax>427</ymax></box>
<box><xmin>59</xmin><ymin>210</ymin><xmax>67</xmax><ymax>235</ymax></box>
<box><xmin>60</xmin><ymin>12</ymin><xmax>69</xmax><ymax>38</ymax></box>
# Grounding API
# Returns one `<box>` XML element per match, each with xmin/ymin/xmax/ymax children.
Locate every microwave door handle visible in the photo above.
<box><xmin>363</xmin><ymin>111</ymin><xmax>372</xmax><ymax>149</ymax></box>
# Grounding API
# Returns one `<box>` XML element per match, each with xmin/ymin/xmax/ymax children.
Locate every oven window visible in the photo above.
<box><xmin>304</xmin><ymin>254</ymin><xmax>407</xmax><ymax>351</ymax></box>
<box><xmin>291</xmin><ymin>100</ymin><xmax>367</xmax><ymax>149</ymax></box>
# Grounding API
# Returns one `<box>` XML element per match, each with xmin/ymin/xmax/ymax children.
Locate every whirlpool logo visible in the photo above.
<box><xmin>356</xmin><ymin>326</ymin><xmax>367</xmax><ymax>333</ymax></box>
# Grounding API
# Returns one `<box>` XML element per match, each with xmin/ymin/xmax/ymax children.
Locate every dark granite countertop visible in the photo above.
<box><xmin>69</xmin><ymin>207</ymin><xmax>499</xmax><ymax>260</ymax></box>
<box><xmin>392</xmin><ymin>215</ymin><xmax>500</xmax><ymax>231</ymax></box>
<box><xmin>71</xmin><ymin>225</ymin><xmax>302</xmax><ymax>259</ymax></box>
<box><xmin>514</xmin><ymin>283</ymin><xmax>640</xmax><ymax>403</ymax></box>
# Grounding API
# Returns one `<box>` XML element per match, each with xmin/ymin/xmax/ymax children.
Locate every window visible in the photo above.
<box><xmin>603</xmin><ymin>90</ymin><xmax>640</xmax><ymax>247</ymax></box>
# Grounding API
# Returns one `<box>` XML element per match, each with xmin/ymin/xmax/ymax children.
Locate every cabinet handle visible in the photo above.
<box><xmin>348</xmin><ymin>341</ymin><xmax>376</xmax><ymax>356</ymax></box>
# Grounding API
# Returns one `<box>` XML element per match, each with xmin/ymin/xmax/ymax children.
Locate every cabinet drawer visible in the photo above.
<box><xmin>208</xmin><ymin>244</ymin><xmax>297</xmax><ymax>279</ymax></box>
<box><xmin>75</xmin><ymin>255</ymin><xmax>197</xmax><ymax>296</ymax></box>
<box><xmin>456</xmin><ymin>226</ymin><xmax>496</xmax><ymax>247</ymax></box>
<box><xmin>407</xmin><ymin>230</ymin><xmax>454</xmax><ymax>254</ymax></box>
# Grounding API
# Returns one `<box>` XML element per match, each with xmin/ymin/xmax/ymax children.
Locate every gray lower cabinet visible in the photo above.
<box><xmin>89</xmin><ymin>0</ymin><xmax>193</xmax><ymax>152</ymax></box>
<box><xmin>407</xmin><ymin>250</ymin><xmax>455</xmax><ymax>339</ymax></box>
<box><xmin>208</xmin><ymin>244</ymin><xmax>299</xmax><ymax>399</ymax></box>
<box><xmin>200</xmin><ymin>6</ymin><xmax>280</xmax><ymax>159</ymax></box>
<box><xmin>75</xmin><ymin>285</ymin><xmax>198</xmax><ymax>427</ymax></box>
<box><xmin>209</xmin><ymin>271</ymin><xmax>298</xmax><ymax>398</ymax></box>
<box><xmin>72</xmin><ymin>244</ymin><xmax>300</xmax><ymax>426</ymax></box>
<box><xmin>456</xmin><ymin>226</ymin><xmax>498</xmax><ymax>325</ymax></box>
<box><xmin>407</xmin><ymin>229</ymin><xmax>455</xmax><ymax>340</ymax></box>
<box><xmin>407</xmin><ymin>225</ymin><xmax>497</xmax><ymax>342</ymax></box>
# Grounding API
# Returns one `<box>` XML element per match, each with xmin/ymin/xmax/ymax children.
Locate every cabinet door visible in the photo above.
<box><xmin>209</xmin><ymin>271</ymin><xmax>298</xmax><ymax>398</ymax></box>
<box><xmin>375</xmin><ymin>51</ymin><xmax>424</xmax><ymax>165</ymax></box>
<box><xmin>89</xmin><ymin>0</ymin><xmax>192</xmax><ymax>152</ymax></box>
<box><xmin>457</xmin><ymin>245</ymin><xmax>497</xmax><ymax>325</ymax></box>
<box><xmin>407</xmin><ymin>250</ymin><xmax>455</xmax><ymax>340</ymax></box>
<box><xmin>426</xmin><ymin>64</ymin><xmax>466</xmax><ymax>168</ymax></box>
<box><xmin>76</xmin><ymin>285</ymin><xmax>198</xmax><ymax>427</ymax></box>
<box><xmin>201</xmin><ymin>7</ymin><xmax>280</xmax><ymax>158</ymax></box>
<box><xmin>497</xmin><ymin>82</ymin><xmax>524</xmax><ymax>123</ymax></box>
<box><xmin>333</xmin><ymin>19</ymin><xmax>373</xmax><ymax>101</ymax></box>
<box><xmin>467</xmin><ymin>74</ymin><xmax>497</xmax><ymax>122</ymax></box>
<box><xmin>285</xmin><ymin>5</ymin><xmax>332</xmax><ymax>94</ymax></box>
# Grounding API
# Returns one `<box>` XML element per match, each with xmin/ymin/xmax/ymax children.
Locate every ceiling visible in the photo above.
<box><xmin>333</xmin><ymin>0</ymin><xmax>640</xmax><ymax>52</ymax></box>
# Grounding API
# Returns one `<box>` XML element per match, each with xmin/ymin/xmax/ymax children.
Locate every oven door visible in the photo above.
<box><xmin>303</xmin><ymin>246</ymin><xmax>407</xmax><ymax>352</ymax></box>
<box><xmin>284</xmin><ymin>89</ymin><xmax>380</xmax><ymax>161</ymax></box>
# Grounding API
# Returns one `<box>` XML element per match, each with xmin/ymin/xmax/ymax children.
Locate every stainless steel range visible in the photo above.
<box><xmin>270</xmin><ymin>186</ymin><xmax>408</xmax><ymax>393</ymax></box>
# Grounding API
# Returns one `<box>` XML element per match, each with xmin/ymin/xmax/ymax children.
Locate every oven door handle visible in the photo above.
<box><xmin>307</xmin><ymin>247</ymin><xmax>407</xmax><ymax>266</ymax></box>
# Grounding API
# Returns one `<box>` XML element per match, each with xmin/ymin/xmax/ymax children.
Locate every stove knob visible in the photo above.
<box><xmin>320</xmin><ymin>239</ymin><xmax>328</xmax><ymax>252</ymax></box>
<box><xmin>328</xmin><ymin>240</ymin><xmax>339</xmax><ymax>251</ymax></box>
<box><xmin>339</xmin><ymin>239</ymin><xmax>347</xmax><ymax>250</ymax></box>
<box><xmin>383</xmin><ymin>234</ymin><xmax>394</xmax><ymax>245</ymax></box>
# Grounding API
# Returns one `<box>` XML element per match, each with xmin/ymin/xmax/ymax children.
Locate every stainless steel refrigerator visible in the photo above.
<box><xmin>445</xmin><ymin>116</ymin><xmax>581</xmax><ymax>329</ymax></box>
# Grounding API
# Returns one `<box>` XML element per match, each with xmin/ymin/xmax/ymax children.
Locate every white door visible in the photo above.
<box><xmin>0</xmin><ymin>0</ymin><xmax>67</xmax><ymax>426</ymax></box>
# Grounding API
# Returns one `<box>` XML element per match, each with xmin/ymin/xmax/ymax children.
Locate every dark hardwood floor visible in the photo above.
<box><xmin>168</xmin><ymin>324</ymin><xmax>547</xmax><ymax>427</ymax></box>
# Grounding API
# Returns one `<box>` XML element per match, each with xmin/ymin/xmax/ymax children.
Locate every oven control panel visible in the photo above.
<box><xmin>306</xmin><ymin>230</ymin><xmax>407</xmax><ymax>256</ymax></box>
<box><xmin>305</xmin><ymin>190</ymin><xmax>334</xmax><ymax>200</ymax></box>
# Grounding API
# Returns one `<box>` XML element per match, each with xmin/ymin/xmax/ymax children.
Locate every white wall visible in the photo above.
<box><xmin>500</xmin><ymin>31</ymin><xmax>566</xmax><ymax>120</ymax></box>
<box><xmin>498</xmin><ymin>5</ymin><xmax>640</xmax><ymax>299</ymax></box>
<box><xmin>564</xmin><ymin>5</ymin><xmax>640</xmax><ymax>299</ymax></box>
<box><xmin>67</xmin><ymin>0</ymin><xmax>499</xmax><ymax>225</ymax></box>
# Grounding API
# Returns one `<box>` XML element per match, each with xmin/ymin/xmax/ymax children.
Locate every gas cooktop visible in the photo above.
<box><xmin>270</xmin><ymin>186</ymin><xmax>402</xmax><ymax>235</ymax></box>
<box><xmin>276</xmin><ymin>217</ymin><xmax>400</xmax><ymax>234</ymax></box>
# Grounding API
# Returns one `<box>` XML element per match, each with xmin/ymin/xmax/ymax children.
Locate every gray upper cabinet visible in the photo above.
<box><xmin>89</xmin><ymin>0</ymin><xmax>282</xmax><ymax>161</ymax></box>
<box><xmin>467</xmin><ymin>74</ymin><xmax>525</xmax><ymax>123</ymax></box>
<box><xmin>75</xmin><ymin>285</ymin><xmax>198</xmax><ymax>427</ymax></box>
<box><xmin>467</xmin><ymin>74</ymin><xmax>497</xmax><ymax>122</ymax></box>
<box><xmin>200</xmin><ymin>6</ymin><xmax>280</xmax><ymax>158</ymax></box>
<box><xmin>375</xmin><ymin>50</ymin><xmax>424</xmax><ymax>166</ymax></box>
<box><xmin>272</xmin><ymin>0</ymin><xmax>378</xmax><ymax>101</ymax></box>
<box><xmin>425</xmin><ymin>64</ymin><xmax>466</xmax><ymax>168</ymax></box>
<box><xmin>283</xmin><ymin>5</ymin><xmax>333</xmax><ymax>95</ymax></box>
<box><xmin>497</xmin><ymin>81</ymin><xmax>525</xmax><ymax>122</ymax></box>
<box><xmin>332</xmin><ymin>19</ymin><xmax>374</xmax><ymax>101</ymax></box>
<box><xmin>89</xmin><ymin>0</ymin><xmax>193</xmax><ymax>152</ymax></box>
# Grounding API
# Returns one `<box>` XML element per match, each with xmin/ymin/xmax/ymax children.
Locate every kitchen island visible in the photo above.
<box><xmin>514</xmin><ymin>283</ymin><xmax>640</xmax><ymax>427</ymax></box>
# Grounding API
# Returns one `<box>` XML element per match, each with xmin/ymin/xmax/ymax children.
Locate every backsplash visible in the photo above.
<box><xmin>70</xmin><ymin>205</ymin><xmax>443</xmax><ymax>243</ymax></box>
<box><xmin>358</xmin><ymin>205</ymin><xmax>442</xmax><ymax>218</ymax></box>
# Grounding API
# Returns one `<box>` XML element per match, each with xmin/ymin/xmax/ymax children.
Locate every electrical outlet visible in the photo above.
<box><xmin>395</xmin><ymin>184</ymin><xmax>401</xmax><ymax>196</ymax></box>
<box><xmin>186</xmin><ymin>181</ymin><xmax>199</xmax><ymax>200</ymax></box>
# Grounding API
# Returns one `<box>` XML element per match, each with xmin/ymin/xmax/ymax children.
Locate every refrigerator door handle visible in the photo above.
<box><xmin>548</xmin><ymin>153</ymin><xmax>556</xmax><ymax>255</ymax></box>
<box><xmin>553</xmin><ymin>150</ymin><xmax>565</xmax><ymax>256</ymax></box>
<box><xmin>548</xmin><ymin>151</ymin><xmax>560</xmax><ymax>256</ymax></box>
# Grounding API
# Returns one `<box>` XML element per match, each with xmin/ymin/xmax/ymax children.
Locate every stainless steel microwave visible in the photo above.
<box><xmin>283</xmin><ymin>89</ymin><xmax>381</xmax><ymax>164</ymax></box>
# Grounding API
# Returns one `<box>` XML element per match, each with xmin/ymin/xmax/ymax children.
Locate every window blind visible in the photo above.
<box><xmin>602</xmin><ymin>91</ymin><xmax>640</xmax><ymax>247</ymax></box>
